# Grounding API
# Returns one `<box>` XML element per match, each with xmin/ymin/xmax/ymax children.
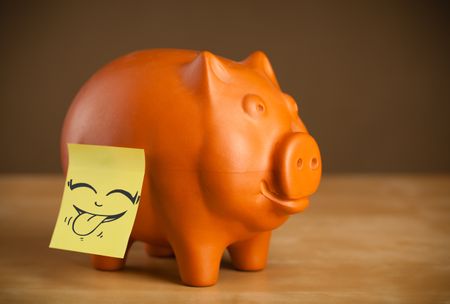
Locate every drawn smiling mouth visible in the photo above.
<box><xmin>72</xmin><ymin>205</ymin><xmax>126</xmax><ymax>236</ymax></box>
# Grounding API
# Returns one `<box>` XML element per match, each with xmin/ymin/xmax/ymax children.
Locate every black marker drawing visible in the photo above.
<box><xmin>66</xmin><ymin>179</ymin><xmax>139</xmax><ymax>240</ymax></box>
<box><xmin>68</xmin><ymin>179</ymin><xmax>97</xmax><ymax>193</ymax></box>
<box><xmin>106</xmin><ymin>189</ymin><xmax>140</xmax><ymax>204</ymax></box>
<box><xmin>71</xmin><ymin>204</ymin><xmax>127</xmax><ymax>236</ymax></box>
<box><xmin>65</xmin><ymin>216</ymin><xmax>73</xmax><ymax>226</ymax></box>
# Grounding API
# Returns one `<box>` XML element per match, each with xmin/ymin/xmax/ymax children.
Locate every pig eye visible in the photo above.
<box><xmin>242</xmin><ymin>94</ymin><xmax>266</xmax><ymax>118</ymax></box>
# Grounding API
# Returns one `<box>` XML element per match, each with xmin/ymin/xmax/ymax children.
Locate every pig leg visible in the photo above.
<box><xmin>145</xmin><ymin>243</ymin><xmax>174</xmax><ymax>258</ymax></box>
<box><xmin>173</xmin><ymin>241</ymin><xmax>225</xmax><ymax>287</ymax></box>
<box><xmin>228</xmin><ymin>231</ymin><xmax>271</xmax><ymax>271</ymax></box>
<box><xmin>91</xmin><ymin>239</ymin><xmax>134</xmax><ymax>271</ymax></box>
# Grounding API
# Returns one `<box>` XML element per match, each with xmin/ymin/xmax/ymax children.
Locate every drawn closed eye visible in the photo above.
<box><xmin>68</xmin><ymin>179</ymin><xmax>97</xmax><ymax>193</ymax></box>
<box><xmin>106</xmin><ymin>189</ymin><xmax>140</xmax><ymax>204</ymax></box>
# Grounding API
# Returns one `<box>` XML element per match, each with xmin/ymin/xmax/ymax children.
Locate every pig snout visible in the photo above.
<box><xmin>273</xmin><ymin>132</ymin><xmax>321</xmax><ymax>199</ymax></box>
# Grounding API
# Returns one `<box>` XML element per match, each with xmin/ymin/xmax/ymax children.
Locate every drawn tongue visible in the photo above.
<box><xmin>73</xmin><ymin>213</ymin><xmax>108</xmax><ymax>236</ymax></box>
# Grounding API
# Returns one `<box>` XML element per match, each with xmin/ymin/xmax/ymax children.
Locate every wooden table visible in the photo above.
<box><xmin>0</xmin><ymin>175</ymin><xmax>449</xmax><ymax>303</ymax></box>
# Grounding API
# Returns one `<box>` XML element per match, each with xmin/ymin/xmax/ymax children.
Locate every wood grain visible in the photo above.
<box><xmin>0</xmin><ymin>175</ymin><xmax>449</xmax><ymax>303</ymax></box>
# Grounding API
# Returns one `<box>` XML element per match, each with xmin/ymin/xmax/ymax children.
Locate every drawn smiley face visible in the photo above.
<box><xmin>65</xmin><ymin>179</ymin><xmax>140</xmax><ymax>239</ymax></box>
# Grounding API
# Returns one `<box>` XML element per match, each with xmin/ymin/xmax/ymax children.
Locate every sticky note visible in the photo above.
<box><xmin>50</xmin><ymin>143</ymin><xmax>145</xmax><ymax>258</ymax></box>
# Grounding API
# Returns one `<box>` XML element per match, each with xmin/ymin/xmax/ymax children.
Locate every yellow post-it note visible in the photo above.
<box><xmin>50</xmin><ymin>143</ymin><xmax>145</xmax><ymax>258</ymax></box>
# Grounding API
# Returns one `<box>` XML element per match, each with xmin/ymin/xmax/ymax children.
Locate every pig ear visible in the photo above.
<box><xmin>242</xmin><ymin>51</ymin><xmax>280</xmax><ymax>88</ymax></box>
<box><xmin>182</xmin><ymin>51</ymin><xmax>231</xmax><ymax>95</ymax></box>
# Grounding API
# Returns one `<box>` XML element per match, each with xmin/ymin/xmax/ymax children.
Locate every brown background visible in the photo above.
<box><xmin>1</xmin><ymin>0</ymin><xmax>449</xmax><ymax>173</ymax></box>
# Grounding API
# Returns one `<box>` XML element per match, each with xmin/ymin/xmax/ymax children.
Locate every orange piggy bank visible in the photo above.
<box><xmin>61</xmin><ymin>49</ymin><xmax>321</xmax><ymax>286</ymax></box>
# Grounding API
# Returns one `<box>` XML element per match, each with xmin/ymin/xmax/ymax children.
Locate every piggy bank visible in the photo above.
<box><xmin>61</xmin><ymin>49</ymin><xmax>321</xmax><ymax>286</ymax></box>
